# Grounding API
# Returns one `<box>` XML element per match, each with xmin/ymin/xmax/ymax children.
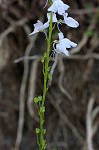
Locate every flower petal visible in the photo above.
<box><xmin>29</xmin><ymin>20</ymin><xmax>49</xmax><ymax>35</ymax></box>
<box><xmin>48</xmin><ymin>0</ymin><xmax>69</xmax><ymax>15</ymax></box>
<box><xmin>34</xmin><ymin>20</ymin><xmax>43</xmax><ymax>30</ymax></box>
<box><xmin>58</xmin><ymin>32</ymin><xmax>64</xmax><ymax>40</ymax></box>
<box><xmin>29</xmin><ymin>20</ymin><xmax>42</xmax><ymax>35</ymax></box>
<box><xmin>56</xmin><ymin>43</ymin><xmax>69</xmax><ymax>55</ymax></box>
<box><xmin>47</xmin><ymin>13</ymin><xmax>57</xmax><ymax>22</ymax></box>
<box><xmin>63</xmin><ymin>3</ymin><xmax>69</xmax><ymax>11</ymax></box>
<box><xmin>43</xmin><ymin>21</ymin><xmax>49</xmax><ymax>29</ymax></box>
<box><xmin>29</xmin><ymin>30</ymin><xmax>38</xmax><ymax>35</ymax></box>
<box><xmin>57</xmin><ymin>6</ymin><xmax>65</xmax><ymax>15</ymax></box>
<box><xmin>61</xmin><ymin>38</ymin><xmax>77</xmax><ymax>48</ymax></box>
<box><xmin>61</xmin><ymin>49</ymin><xmax>69</xmax><ymax>55</ymax></box>
<box><xmin>48</xmin><ymin>3</ymin><xmax>57</xmax><ymax>13</ymax></box>
<box><xmin>64</xmin><ymin>16</ymin><xmax>79</xmax><ymax>28</ymax></box>
<box><xmin>57</xmin><ymin>2</ymin><xmax>69</xmax><ymax>15</ymax></box>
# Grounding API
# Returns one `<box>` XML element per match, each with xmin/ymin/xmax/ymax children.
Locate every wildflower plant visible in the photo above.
<box><xmin>30</xmin><ymin>0</ymin><xmax>79</xmax><ymax>149</ymax></box>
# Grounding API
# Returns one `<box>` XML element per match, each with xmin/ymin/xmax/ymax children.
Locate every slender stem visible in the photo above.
<box><xmin>40</xmin><ymin>112</ymin><xmax>43</xmax><ymax>150</ymax></box>
<box><xmin>39</xmin><ymin>12</ymin><xmax>53</xmax><ymax>150</ymax></box>
<box><xmin>42</xmin><ymin>12</ymin><xmax>53</xmax><ymax>106</ymax></box>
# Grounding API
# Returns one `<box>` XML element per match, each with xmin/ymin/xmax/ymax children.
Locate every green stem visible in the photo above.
<box><xmin>42</xmin><ymin>12</ymin><xmax>53</xmax><ymax>106</ymax></box>
<box><xmin>39</xmin><ymin>12</ymin><xmax>53</xmax><ymax>150</ymax></box>
<box><xmin>40</xmin><ymin>112</ymin><xmax>43</xmax><ymax>150</ymax></box>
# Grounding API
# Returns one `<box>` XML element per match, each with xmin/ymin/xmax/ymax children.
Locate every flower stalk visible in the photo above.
<box><xmin>39</xmin><ymin>12</ymin><xmax>53</xmax><ymax>150</ymax></box>
<box><xmin>42</xmin><ymin>12</ymin><xmax>53</xmax><ymax>106</ymax></box>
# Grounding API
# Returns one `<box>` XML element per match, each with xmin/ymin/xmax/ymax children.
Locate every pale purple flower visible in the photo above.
<box><xmin>47</xmin><ymin>13</ymin><xmax>57</xmax><ymax>22</ymax></box>
<box><xmin>29</xmin><ymin>13</ymin><xmax>58</xmax><ymax>35</ymax></box>
<box><xmin>55</xmin><ymin>32</ymin><xmax>77</xmax><ymax>55</ymax></box>
<box><xmin>29</xmin><ymin>20</ymin><xmax>49</xmax><ymax>35</ymax></box>
<box><xmin>63</xmin><ymin>13</ymin><xmax>79</xmax><ymax>28</ymax></box>
<box><xmin>48</xmin><ymin>0</ymin><xmax>69</xmax><ymax>15</ymax></box>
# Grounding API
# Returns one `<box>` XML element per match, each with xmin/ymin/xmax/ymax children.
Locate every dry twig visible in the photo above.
<box><xmin>0</xmin><ymin>17</ymin><xmax>28</xmax><ymax>40</ymax></box>
<box><xmin>71</xmin><ymin>18</ymin><xmax>96</xmax><ymax>54</ymax></box>
<box><xmin>48</xmin><ymin>53</ymin><xmax>58</xmax><ymax>86</ymax></box>
<box><xmin>86</xmin><ymin>95</ymin><xmax>99</xmax><ymax>150</ymax></box>
<box><xmin>63</xmin><ymin>53</ymin><xmax>99</xmax><ymax>60</ymax></box>
<box><xmin>48</xmin><ymin>91</ymin><xmax>84</xmax><ymax>144</ymax></box>
<box><xmin>86</xmin><ymin>95</ymin><xmax>95</xmax><ymax>150</ymax></box>
<box><xmin>27</xmin><ymin>59</ymin><xmax>40</xmax><ymax>122</ymax></box>
<box><xmin>58</xmin><ymin>56</ymin><xmax>72</xmax><ymax>101</ymax></box>
<box><xmin>14</xmin><ymin>25</ymin><xmax>38</xmax><ymax>150</ymax></box>
<box><xmin>14</xmin><ymin>55</ymin><xmax>40</xmax><ymax>63</ymax></box>
<box><xmin>69</xmin><ymin>8</ymin><xmax>99</xmax><ymax>15</ymax></box>
<box><xmin>47</xmin><ymin>142</ymin><xmax>69</xmax><ymax>149</ymax></box>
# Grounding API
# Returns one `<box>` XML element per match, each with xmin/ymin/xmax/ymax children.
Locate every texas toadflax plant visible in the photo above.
<box><xmin>30</xmin><ymin>0</ymin><xmax>79</xmax><ymax>149</ymax></box>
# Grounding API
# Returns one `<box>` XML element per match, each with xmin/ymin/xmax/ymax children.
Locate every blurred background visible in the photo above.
<box><xmin>0</xmin><ymin>0</ymin><xmax>99</xmax><ymax>150</ymax></box>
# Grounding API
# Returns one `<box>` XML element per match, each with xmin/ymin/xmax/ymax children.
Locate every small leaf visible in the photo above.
<box><xmin>36</xmin><ymin>128</ymin><xmax>40</xmax><ymax>134</ymax></box>
<box><xmin>40</xmin><ymin>106</ymin><xmax>45</xmax><ymax>113</ymax></box>
<box><xmin>42</xmin><ymin>139</ymin><xmax>46</xmax><ymax>145</ymax></box>
<box><xmin>38</xmin><ymin>96</ymin><xmax>42</xmax><ymax>101</ymax></box>
<box><xmin>43</xmin><ymin>129</ymin><xmax>46</xmax><ymax>134</ymax></box>
<box><xmin>42</xmin><ymin>140</ymin><xmax>47</xmax><ymax>149</ymax></box>
<box><xmin>41</xmin><ymin>57</ymin><xmax>44</xmax><ymax>63</ymax></box>
<box><xmin>47</xmin><ymin>66</ymin><xmax>51</xmax><ymax>72</ymax></box>
<box><xmin>48</xmin><ymin>73</ymin><xmax>52</xmax><ymax>79</ymax></box>
<box><xmin>42</xmin><ymin>144</ymin><xmax>46</xmax><ymax>149</ymax></box>
<box><xmin>34</xmin><ymin>97</ymin><xmax>39</xmax><ymax>103</ymax></box>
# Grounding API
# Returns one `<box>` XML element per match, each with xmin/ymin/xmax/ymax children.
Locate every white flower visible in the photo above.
<box><xmin>63</xmin><ymin>13</ymin><xmax>79</xmax><ymax>28</ymax></box>
<box><xmin>55</xmin><ymin>32</ymin><xmax>77</xmax><ymax>55</ymax></box>
<box><xmin>29</xmin><ymin>13</ymin><xmax>58</xmax><ymax>35</ymax></box>
<box><xmin>48</xmin><ymin>0</ymin><xmax>69</xmax><ymax>15</ymax></box>
<box><xmin>47</xmin><ymin>13</ymin><xmax>57</xmax><ymax>22</ymax></box>
<box><xmin>29</xmin><ymin>20</ymin><xmax>49</xmax><ymax>35</ymax></box>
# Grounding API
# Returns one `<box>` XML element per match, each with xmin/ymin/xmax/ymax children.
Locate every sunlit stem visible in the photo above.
<box><xmin>39</xmin><ymin>12</ymin><xmax>53</xmax><ymax>150</ymax></box>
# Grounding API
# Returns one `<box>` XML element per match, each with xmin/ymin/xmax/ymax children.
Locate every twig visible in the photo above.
<box><xmin>86</xmin><ymin>95</ymin><xmax>99</xmax><ymax>150</ymax></box>
<box><xmin>86</xmin><ymin>95</ymin><xmax>95</xmax><ymax>150</ymax></box>
<box><xmin>58</xmin><ymin>56</ymin><xmax>72</xmax><ymax>101</ymax></box>
<box><xmin>47</xmin><ymin>142</ymin><xmax>70</xmax><ymax>149</ymax></box>
<box><xmin>82</xmin><ymin>95</ymin><xmax>99</xmax><ymax>150</ymax></box>
<box><xmin>63</xmin><ymin>53</ymin><xmax>99</xmax><ymax>60</ymax></box>
<box><xmin>92</xmin><ymin>106</ymin><xmax>99</xmax><ymax>135</ymax></box>
<box><xmin>0</xmin><ymin>17</ymin><xmax>28</xmax><ymax>40</ymax></box>
<box><xmin>92</xmin><ymin>106</ymin><xmax>99</xmax><ymax>122</ymax></box>
<box><xmin>14</xmin><ymin>25</ymin><xmax>38</xmax><ymax>150</ymax></box>
<box><xmin>69</xmin><ymin>7</ymin><xmax>99</xmax><ymax>15</ymax></box>
<box><xmin>48</xmin><ymin>53</ymin><xmax>58</xmax><ymax>86</ymax></box>
<box><xmin>14</xmin><ymin>55</ymin><xmax>40</xmax><ymax>63</ymax></box>
<box><xmin>82</xmin><ymin>59</ymin><xmax>94</xmax><ymax>84</ymax></box>
<box><xmin>27</xmin><ymin>59</ymin><xmax>40</xmax><ymax>122</ymax></box>
<box><xmin>48</xmin><ymin>91</ymin><xmax>84</xmax><ymax>144</ymax></box>
<box><xmin>71</xmin><ymin>18</ymin><xmax>96</xmax><ymax>54</ymax></box>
